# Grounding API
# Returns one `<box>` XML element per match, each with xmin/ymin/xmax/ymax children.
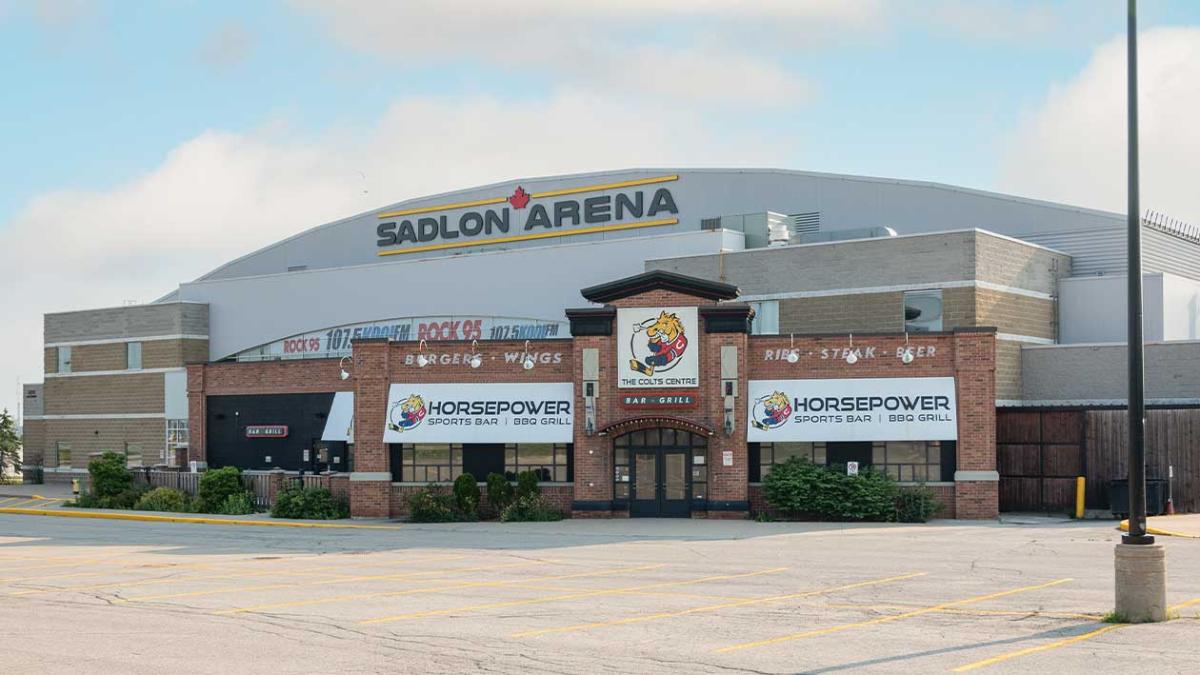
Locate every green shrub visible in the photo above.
<box><xmin>486</xmin><ymin>472</ymin><xmax>513</xmax><ymax>514</ymax></box>
<box><xmin>515</xmin><ymin>470</ymin><xmax>540</xmax><ymax>501</ymax></box>
<box><xmin>89</xmin><ymin>452</ymin><xmax>133</xmax><ymax>498</ymax></box>
<box><xmin>499</xmin><ymin>494</ymin><xmax>563</xmax><ymax>522</ymax></box>
<box><xmin>134</xmin><ymin>487</ymin><xmax>188</xmax><ymax>513</ymax></box>
<box><xmin>406</xmin><ymin>486</ymin><xmax>458</xmax><ymax>523</ymax></box>
<box><xmin>218</xmin><ymin>492</ymin><xmax>256</xmax><ymax>515</ymax></box>
<box><xmin>270</xmin><ymin>486</ymin><xmax>349</xmax><ymax>520</ymax></box>
<box><xmin>453</xmin><ymin>473</ymin><xmax>481</xmax><ymax>515</ymax></box>
<box><xmin>196</xmin><ymin>466</ymin><xmax>243</xmax><ymax>513</ymax></box>
<box><xmin>895</xmin><ymin>485</ymin><xmax>941</xmax><ymax>523</ymax></box>
<box><xmin>72</xmin><ymin>485</ymin><xmax>148</xmax><ymax>510</ymax></box>
<box><xmin>762</xmin><ymin>457</ymin><xmax>899</xmax><ymax>522</ymax></box>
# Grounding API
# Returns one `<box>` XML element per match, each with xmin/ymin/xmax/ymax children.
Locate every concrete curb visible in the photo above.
<box><xmin>0</xmin><ymin>507</ymin><xmax>402</xmax><ymax>530</ymax></box>
<box><xmin>1118</xmin><ymin>520</ymin><xmax>1200</xmax><ymax>540</ymax></box>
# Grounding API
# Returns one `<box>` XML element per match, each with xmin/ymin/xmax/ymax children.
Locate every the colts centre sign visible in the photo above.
<box><xmin>617</xmin><ymin>306</ymin><xmax>699</xmax><ymax>389</ymax></box>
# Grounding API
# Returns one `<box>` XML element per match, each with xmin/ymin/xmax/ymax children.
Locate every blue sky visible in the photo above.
<box><xmin>2</xmin><ymin>0</ymin><xmax>1200</xmax><ymax>414</ymax></box>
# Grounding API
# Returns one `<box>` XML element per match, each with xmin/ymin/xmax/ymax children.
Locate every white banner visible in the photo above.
<box><xmin>617</xmin><ymin>306</ymin><xmax>699</xmax><ymax>389</ymax></box>
<box><xmin>383</xmin><ymin>383</ymin><xmax>573</xmax><ymax>443</ymax></box>
<box><xmin>746</xmin><ymin>377</ymin><xmax>958</xmax><ymax>442</ymax></box>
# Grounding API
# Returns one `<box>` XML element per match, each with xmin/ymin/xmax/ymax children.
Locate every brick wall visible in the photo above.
<box><xmin>779</xmin><ymin>293</ymin><xmax>904</xmax><ymax>334</ymax></box>
<box><xmin>45</xmin><ymin>374</ymin><xmax>165</xmax><ymax>415</ymax></box>
<box><xmin>40</xmin><ymin>418</ymin><xmax>166</xmax><ymax>468</ymax></box>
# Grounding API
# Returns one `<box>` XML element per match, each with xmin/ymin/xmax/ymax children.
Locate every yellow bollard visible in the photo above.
<box><xmin>1075</xmin><ymin>476</ymin><xmax>1085</xmax><ymax>519</ymax></box>
<box><xmin>71</xmin><ymin>478</ymin><xmax>80</xmax><ymax>500</ymax></box>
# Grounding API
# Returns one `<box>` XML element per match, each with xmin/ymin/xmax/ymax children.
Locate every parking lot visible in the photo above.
<box><xmin>1</xmin><ymin>514</ymin><xmax>1198</xmax><ymax>674</ymax></box>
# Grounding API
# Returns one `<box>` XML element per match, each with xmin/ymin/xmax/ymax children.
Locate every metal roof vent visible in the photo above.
<box><xmin>789</xmin><ymin>212</ymin><xmax>820</xmax><ymax>237</ymax></box>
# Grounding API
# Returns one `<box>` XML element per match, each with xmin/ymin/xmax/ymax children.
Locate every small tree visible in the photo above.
<box><xmin>89</xmin><ymin>452</ymin><xmax>133</xmax><ymax>498</ymax></box>
<box><xmin>515</xmin><ymin>469</ymin><xmax>540</xmax><ymax>501</ymax></box>
<box><xmin>452</xmin><ymin>473</ymin><xmax>481</xmax><ymax>515</ymax></box>
<box><xmin>0</xmin><ymin>409</ymin><xmax>20</xmax><ymax>476</ymax></box>
<box><xmin>485</xmin><ymin>472</ymin><xmax>514</xmax><ymax>514</ymax></box>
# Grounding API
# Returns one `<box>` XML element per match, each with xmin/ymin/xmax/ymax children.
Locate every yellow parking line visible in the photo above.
<box><xmin>119</xmin><ymin>554</ymin><xmax>472</xmax><ymax>603</ymax></box>
<box><xmin>952</xmin><ymin>624</ymin><xmax>1123</xmax><ymax>672</ymax></box>
<box><xmin>359</xmin><ymin>567</ymin><xmax>789</xmax><ymax>626</ymax></box>
<box><xmin>513</xmin><ymin>572</ymin><xmax>925</xmax><ymax>639</ymax></box>
<box><xmin>0</xmin><ymin>498</ymin><xmax>20</xmax><ymax>505</ymax></box>
<box><xmin>713</xmin><ymin>578</ymin><xmax>1073</xmax><ymax>654</ymax></box>
<box><xmin>0</xmin><ymin>570</ymin><xmax>107</xmax><ymax>584</ymax></box>
<box><xmin>519</xmin><ymin>583</ymin><xmax>746</xmax><ymax>602</ymax></box>
<box><xmin>215</xmin><ymin>563</ymin><xmax>665</xmax><ymax>616</ymax></box>
<box><xmin>824</xmin><ymin>602</ymin><xmax>1102</xmax><ymax>621</ymax></box>
<box><xmin>1</xmin><ymin>499</ymin><xmax>45</xmax><ymax>509</ymax></box>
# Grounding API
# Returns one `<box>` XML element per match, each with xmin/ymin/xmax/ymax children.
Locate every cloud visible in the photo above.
<box><xmin>197</xmin><ymin>21</ymin><xmax>255</xmax><ymax>73</ymax></box>
<box><xmin>999</xmin><ymin>27</ymin><xmax>1200</xmax><ymax>219</ymax></box>
<box><xmin>914</xmin><ymin>0</ymin><xmax>1059</xmax><ymax>42</ymax></box>
<box><xmin>0</xmin><ymin>91</ymin><xmax>796</xmax><ymax>413</ymax></box>
<box><xmin>287</xmin><ymin>0</ymin><xmax>887</xmax><ymax>105</ymax></box>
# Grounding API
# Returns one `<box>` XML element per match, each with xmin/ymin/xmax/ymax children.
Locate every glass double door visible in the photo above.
<box><xmin>631</xmin><ymin>448</ymin><xmax>691</xmax><ymax>518</ymax></box>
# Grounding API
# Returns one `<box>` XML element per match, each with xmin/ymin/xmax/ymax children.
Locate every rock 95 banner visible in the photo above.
<box><xmin>746</xmin><ymin>377</ymin><xmax>958</xmax><ymax>442</ymax></box>
<box><xmin>617</xmin><ymin>306</ymin><xmax>699</xmax><ymax>389</ymax></box>
<box><xmin>383</xmin><ymin>383</ymin><xmax>573</xmax><ymax>443</ymax></box>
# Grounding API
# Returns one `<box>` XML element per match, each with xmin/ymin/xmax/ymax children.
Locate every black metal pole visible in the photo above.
<box><xmin>1124</xmin><ymin>0</ymin><xmax>1152</xmax><ymax>545</ymax></box>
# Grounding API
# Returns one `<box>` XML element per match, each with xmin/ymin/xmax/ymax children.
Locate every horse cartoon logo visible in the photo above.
<box><xmin>751</xmin><ymin>391</ymin><xmax>792</xmax><ymax>431</ymax></box>
<box><xmin>629</xmin><ymin>310</ymin><xmax>688</xmax><ymax>377</ymax></box>
<box><xmin>387</xmin><ymin>394</ymin><xmax>427</xmax><ymax>433</ymax></box>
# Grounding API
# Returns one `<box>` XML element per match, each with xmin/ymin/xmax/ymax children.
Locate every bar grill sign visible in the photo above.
<box><xmin>246</xmin><ymin>425</ymin><xmax>289</xmax><ymax>439</ymax></box>
<box><xmin>746</xmin><ymin>377</ymin><xmax>957</xmax><ymax>442</ymax></box>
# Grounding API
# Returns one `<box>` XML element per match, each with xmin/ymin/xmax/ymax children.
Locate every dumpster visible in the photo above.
<box><xmin>1108</xmin><ymin>478</ymin><xmax>1168</xmax><ymax>518</ymax></box>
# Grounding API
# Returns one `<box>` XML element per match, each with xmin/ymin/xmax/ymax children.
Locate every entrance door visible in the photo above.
<box><xmin>630</xmin><ymin>447</ymin><xmax>692</xmax><ymax>517</ymax></box>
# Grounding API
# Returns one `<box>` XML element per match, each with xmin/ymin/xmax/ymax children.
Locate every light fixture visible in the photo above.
<box><xmin>786</xmin><ymin>333</ymin><xmax>800</xmax><ymax>363</ymax></box>
<box><xmin>521</xmin><ymin>340</ymin><xmax>535</xmax><ymax>370</ymax></box>
<box><xmin>900</xmin><ymin>332</ymin><xmax>914</xmax><ymax>365</ymax></box>
<box><xmin>416</xmin><ymin>339</ymin><xmax>429</xmax><ymax>367</ymax></box>
<box><xmin>845</xmin><ymin>333</ymin><xmax>859</xmax><ymax>365</ymax></box>
<box><xmin>338</xmin><ymin>355</ymin><xmax>352</xmax><ymax>381</ymax></box>
<box><xmin>468</xmin><ymin>340</ymin><xmax>483</xmax><ymax>369</ymax></box>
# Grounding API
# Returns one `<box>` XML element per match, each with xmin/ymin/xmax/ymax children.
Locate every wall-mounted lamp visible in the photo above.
<box><xmin>468</xmin><ymin>340</ymin><xmax>483</xmax><ymax>369</ymax></box>
<box><xmin>786</xmin><ymin>333</ymin><xmax>800</xmax><ymax>363</ymax></box>
<box><xmin>416</xmin><ymin>339</ymin><xmax>430</xmax><ymax>368</ymax></box>
<box><xmin>338</xmin><ymin>355</ymin><xmax>352</xmax><ymax>381</ymax></box>
<box><xmin>900</xmin><ymin>332</ymin><xmax>914</xmax><ymax>365</ymax></box>
<box><xmin>521</xmin><ymin>340</ymin><xmax>535</xmax><ymax>370</ymax></box>
<box><xmin>845</xmin><ymin>333</ymin><xmax>859</xmax><ymax>365</ymax></box>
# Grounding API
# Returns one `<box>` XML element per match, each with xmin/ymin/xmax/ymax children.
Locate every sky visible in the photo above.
<box><xmin>2</xmin><ymin>0</ymin><xmax>1200</xmax><ymax>417</ymax></box>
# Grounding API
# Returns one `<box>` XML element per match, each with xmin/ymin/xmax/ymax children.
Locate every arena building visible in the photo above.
<box><xmin>21</xmin><ymin>168</ymin><xmax>1200</xmax><ymax>519</ymax></box>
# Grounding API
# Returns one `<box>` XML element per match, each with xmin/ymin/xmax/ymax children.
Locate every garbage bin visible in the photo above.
<box><xmin>1108</xmin><ymin>478</ymin><xmax>1168</xmax><ymax>517</ymax></box>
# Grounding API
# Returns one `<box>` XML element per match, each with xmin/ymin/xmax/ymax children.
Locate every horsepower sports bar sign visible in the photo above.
<box><xmin>746</xmin><ymin>377</ymin><xmax>958</xmax><ymax>442</ymax></box>
<box><xmin>382</xmin><ymin>383</ymin><xmax>573</xmax><ymax>443</ymax></box>
<box><xmin>375</xmin><ymin>175</ymin><xmax>680</xmax><ymax>256</ymax></box>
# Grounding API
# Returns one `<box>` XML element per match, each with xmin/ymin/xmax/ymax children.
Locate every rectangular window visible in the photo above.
<box><xmin>872</xmin><ymin>441</ymin><xmax>945</xmax><ymax>482</ymax></box>
<box><xmin>57</xmin><ymin>347</ymin><xmax>72</xmax><ymax>373</ymax></box>
<box><xmin>505</xmin><ymin>443</ymin><xmax>571</xmax><ymax>482</ymax></box>
<box><xmin>755</xmin><ymin>442</ymin><xmax>826</xmax><ymax>480</ymax></box>
<box><xmin>166</xmin><ymin>419</ymin><xmax>189</xmax><ymax>463</ymax></box>
<box><xmin>55</xmin><ymin>442</ymin><xmax>72</xmax><ymax>467</ymax></box>
<box><xmin>750</xmin><ymin>300</ymin><xmax>780</xmax><ymax>335</ymax></box>
<box><xmin>397</xmin><ymin>444</ymin><xmax>463</xmax><ymax>483</ymax></box>
<box><xmin>903</xmin><ymin>290</ymin><xmax>943</xmax><ymax>332</ymax></box>
<box><xmin>125</xmin><ymin>443</ymin><xmax>144</xmax><ymax>468</ymax></box>
<box><xmin>127</xmin><ymin>342</ymin><xmax>143</xmax><ymax>370</ymax></box>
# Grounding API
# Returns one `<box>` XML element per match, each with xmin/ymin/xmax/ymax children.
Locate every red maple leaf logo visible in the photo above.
<box><xmin>508</xmin><ymin>186</ymin><xmax>531</xmax><ymax>209</ymax></box>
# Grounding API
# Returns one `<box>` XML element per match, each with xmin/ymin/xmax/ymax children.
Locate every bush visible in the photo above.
<box><xmin>453</xmin><ymin>473</ymin><xmax>481</xmax><ymax>515</ymax></box>
<box><xmin>270</xmin><ymin>486</ymin><xmax>349</xmax><ymax>520</ymax></box>
<box><xmin>486</xmin><ymin>472</ymin><xmax>513</xmax><ymax>514</ymax></box>
<box><xmin>895</xmin><ymin>485</ymin><xmax>941</xmax><ymax>523</ymax></box>
<box><xmin>406</xmin><ymin>486</ymin><xmax>458</xmax><ymax>523</ymax></box>
<box><xmin>499</xmin><ymin>494</ymin><xmax>563</xmax><ymax>522</ymax></box>
<box><xmin>89</xmin><ymin>452</ymin><xmax>133</xmax><ymax>498</ymax></box>
<box><xmin>71</xmin><ymin>485</ymin><xmax>148</xmax><ymax>510</ymax></box>
<box><xmin>134</xmin><ymin>487</ymin><xmax>188</xmax><ymax>513</ymax></box>
<box><xmin>196</xmin><ymin>466</ymin><xmax>244</xmax><ymax>513</ymax></box>
<box><xmin>762</xmin><ymin>457</ymin><xmax>899</xmax><ymax>522</ymax></box>
<box><xmin>515</xmin><ymin>470</ymin><xmax>540</xmax><ymax>501</ymax></box>
<box><xmin>218</xmin><ymin>492</ymin><xmax>256</xmax><ymax>515</ymax></box>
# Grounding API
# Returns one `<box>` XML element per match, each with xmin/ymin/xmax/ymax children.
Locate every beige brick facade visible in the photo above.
<box><xmin>44</xmin><ymin>374</ymin><xmax>166</xmax><ymax>415</ymax></box>
<box><xmin>40</xmin><ymin>418</ymin><xmax>166</xmax><ymax>469</ymax></box>
<box><xmin>779</xmin><ymin>292</ymin><xmax>904</xmax><ymax>334</ymax></box>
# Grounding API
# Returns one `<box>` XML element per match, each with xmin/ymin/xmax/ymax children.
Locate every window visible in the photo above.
<box><xmin>749</xmin><ymin>300</ymin><xmax>780</xmax><ymax>335</ymax></box>
<box><xmin>872</xmin><ymin>441</ymin><xmax>947</xmax><ymax>482</ymax></box>
<box><xmin>166</xmin><ymin>419</ymin><xmax>189</xmax><ymax>463</ymax></box>
<box><xmin>55</xmin><ymin>442</ymin><xmax>72</xmax><ymax>468</ymax></box>
<box><xmin>57</xmin><ymin>347</ymin><xmax>72</xmax><ymax>373</ymax></box>
<box><xmin>903</xmin><ymin>290</ymin><xmax>943</xmax><ymax>332</ymax></box>
<box><xmin>505</xmin><ymin>443</ymin><xmax>571</xmax><ymax>482</ymax></box>
<box><xmin>125</xmin><ymin>443</ymin><xmax>144</xmax><ymax>468</ymax></box>
<box><xmin>751</xmin><ymin>442</ymin><xmax>826</xmax><ymax>481</ymax></box>
<box><xmin>127</xmin><ymin>342</ymin><xmax>143</xmax><ymax>370</ymax></box>
<box><xmin>396</xmin><ymin>444</ymin><xmax>463</xmax><ymax>483</ymax></box>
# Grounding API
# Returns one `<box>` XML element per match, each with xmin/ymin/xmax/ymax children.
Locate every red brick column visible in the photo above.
<box><xmin>704</xmin><ymin>331</ymin><xmax>749</xmax><ymax>518</ymax></box>
<box><xmin>952</xmin><ymin>328</ymin><xmax>998</xmax><ymax>519</ymax></box>
<box><xmin>572</xmin><ymin>335</ymin><xmax>615</xmax><ymax>517</ymax></box>
<box><xmin>186</xmin><ymin>364</ymin><xmax>207</xmax><ymax>467</ymax></box>
<box><xmin>349</xmin><ymin>339</ymin><xmax>391</xmax><ymax>518</ymax></box>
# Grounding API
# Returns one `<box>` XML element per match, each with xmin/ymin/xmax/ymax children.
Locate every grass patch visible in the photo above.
<box><xmin>1101</xmin><ymin>611</ymin><xmax>1129</xmax><ymax>624</ymax></box>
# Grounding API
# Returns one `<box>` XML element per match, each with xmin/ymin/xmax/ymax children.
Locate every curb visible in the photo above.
<box><xmin>1118</xmin><ymin>519</ymin><xmax>1200</xmax><ymax>540</ymax></box>
<box><xmin>0</xmin><ymin>507</ymin><xmax>402</xmax><ymax>530</ymax></box>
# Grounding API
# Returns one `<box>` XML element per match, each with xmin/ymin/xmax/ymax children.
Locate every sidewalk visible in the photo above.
<box><xmin>0</xmin><ymin>482</ymin><xmax>76</xmax><ymax>499</ymax></box>
<box><xmin>1119</xmin><ymin>513</ymin><xmax>1200</xmax><ymax>539</ymax></box>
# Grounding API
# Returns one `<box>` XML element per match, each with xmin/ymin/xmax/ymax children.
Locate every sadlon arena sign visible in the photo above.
<box><xmin>746</xmin><ymin>377</ymin><xmax>958</xmax><ymax>442</ymax></box>
<box><xmin>383</xmin><ymin>383</ymin><xmax>573</xmax><ymax>443</ymax></box>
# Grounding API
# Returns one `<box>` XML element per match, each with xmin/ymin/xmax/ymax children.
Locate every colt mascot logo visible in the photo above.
<box><xmin>387</xmin><ymin>394</ymin><xmax>427</xmax><ymax>433</ymax></box>
<box><xmin>751</xmin><ymin>391</ymin><xmax>792</xmax><ymax>431</ymax></box>
<box><xmin>628</xmin><ymin>310</ymin><xmax>688</xmax><ymax>377</ymax></box>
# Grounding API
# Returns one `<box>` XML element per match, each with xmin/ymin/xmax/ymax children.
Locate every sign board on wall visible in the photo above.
<box><xmin>617</xmin><ymin>306</ymin><xmax>699</xmax><ymax>389</ymax></box>
<box><xmin>746</xmin><ymin>377</ymin><xmax>958</xmax><ymax>442</ymax></box>
<box><xmin>246</xmin><ymin>425</ymin><xmax>289</xmax><ymax>439</ymax></box>
<box><xmin>383</xmin><ymin>383</ymin><xmax>573</xmax><ymax>443</ymax></box>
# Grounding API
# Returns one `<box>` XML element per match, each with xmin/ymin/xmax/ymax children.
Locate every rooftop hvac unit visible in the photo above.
<box><xmin>789</xmin><ymin>211</ymin><xmax>820</xmax><ymax>237</ymax></box>
<box><xmin>767</xmin><ymin>213</ymin><xmax>790</xmax><ymax>247</ymax></box>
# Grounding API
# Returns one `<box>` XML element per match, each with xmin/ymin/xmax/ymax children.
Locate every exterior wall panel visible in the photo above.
<box><xmin>43</xmin><ymin>374</ymin><xmax>166</xmax><ymax>415</ymax></box>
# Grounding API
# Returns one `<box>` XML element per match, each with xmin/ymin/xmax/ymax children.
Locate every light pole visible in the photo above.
<box><xmin>1114</xmin><ymin>0</ymin><xmax>1166</xmax><ymax>623</ymax></box>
